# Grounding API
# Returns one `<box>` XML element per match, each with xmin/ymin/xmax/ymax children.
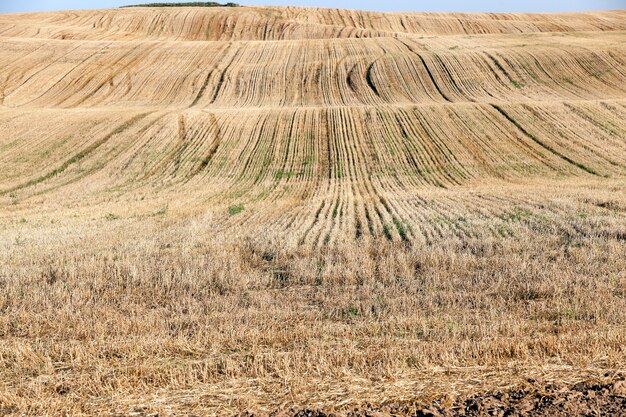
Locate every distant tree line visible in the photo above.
<box><xmin>121</xmin><ymin>2</ymin><xmax>239</xmax><ymax>8</ymax></box>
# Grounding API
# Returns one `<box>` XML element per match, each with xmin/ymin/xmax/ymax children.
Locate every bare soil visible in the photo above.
<box><xmin>248</xmin><ymin>378</ymin><xmax>626</xmax><ymax>417</ymax></box>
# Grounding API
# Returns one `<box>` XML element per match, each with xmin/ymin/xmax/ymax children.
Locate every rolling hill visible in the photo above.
<box><xmin>0</xmin><ymin>5</ymin><xmax>625</xmax><ymax>416</ymax></box>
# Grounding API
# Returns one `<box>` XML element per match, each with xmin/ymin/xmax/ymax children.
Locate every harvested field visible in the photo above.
<box><xmin>0</xmin><ymin>5</ymin><xmax>625</xmax><ymax>417</ymax></box>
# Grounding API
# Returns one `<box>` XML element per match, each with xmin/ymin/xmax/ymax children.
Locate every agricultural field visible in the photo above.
<box><xmin>0</xmin><ymin>5</ymin><xmax>625</xmax><ymax>416</ymax></box>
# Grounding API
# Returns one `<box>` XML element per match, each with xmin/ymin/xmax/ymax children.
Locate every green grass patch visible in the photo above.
<box><xmin>274</xmin><ymin>170</ymin><xmax>293</xmax><ymax>181</ymax></box>
<box><xmin>382</xmin><ymin>223</ymin><xmax>393</xmax><ymax>240</ymax></box>
<box><xmin>121</xmin><ymin>2</ymin><xmax>239</xmax><ymax>8</ymax></box>
<box><xmin>343</xmin><ymin>305</ymin><xmax>360</xmax><ymax>318</ymax></box>
<box><xmin>507</xmin><ymin>207</ymin><xmax>533</xmax><ymax>222</ymax></box>
<box><xmin>393</xmin><ymin>219</ymin><xmax>408</xmax><ymax>241</ymax></box>
<box><xmin>228</xmin><ymin>204</ymin><xmax>244</xmax><ymax>216</ymax></box>
<box><xmin>105</xmin><ymin>213</ymin><xmax>120</xmax><ymax>221</ymax></box>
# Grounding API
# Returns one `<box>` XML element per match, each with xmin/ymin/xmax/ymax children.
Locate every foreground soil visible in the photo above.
<box><xmin>253</xmin><ymin>379</ymin><xmax>626</xmax><ymax>417</ymax></box>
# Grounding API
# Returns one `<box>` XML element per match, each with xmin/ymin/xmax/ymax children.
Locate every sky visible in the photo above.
<box><xmin>0</xmin><ymin>0</ymin><xmax>625</xmax><ymax>14</ymax></box>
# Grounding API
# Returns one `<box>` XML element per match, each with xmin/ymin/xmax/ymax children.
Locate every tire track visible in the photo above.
<box><xmin>491</xmin><ymin>104</ymin><xmax>599</xmax><ymax>176</ymax></box>
<box><xmin>0</xmin><ymin>112</ymin><xmax>150</xmax><ymax>195</ymax></box>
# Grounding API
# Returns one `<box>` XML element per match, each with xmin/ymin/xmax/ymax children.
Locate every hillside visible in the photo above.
<box><xmin>0</xmin><ymin>6</ymin><xmax>625</xmax><ymax>417</ymax></box>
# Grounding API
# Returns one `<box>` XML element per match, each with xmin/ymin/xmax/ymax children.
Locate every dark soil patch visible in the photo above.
<box><xmin>239</xmin><ymin>378</ymin><xmax>626</xmax><ymax>417</ymax></box>
<box><xmin>416</xmin><ymin>379</ymin><xmax>626</xmax><ymax>416</ymax></box>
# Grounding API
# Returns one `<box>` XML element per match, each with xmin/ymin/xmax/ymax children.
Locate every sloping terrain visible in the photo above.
<box><xmin>0</xmin><ymin>6</ymin><xmax>625</xmax><ymax>417</ymax></box>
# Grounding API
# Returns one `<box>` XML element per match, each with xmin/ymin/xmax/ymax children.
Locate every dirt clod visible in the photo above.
<box><xmin>614</xmin><ymin>381</ymin><xmax>626</xmax><ymax>397</ymax></box>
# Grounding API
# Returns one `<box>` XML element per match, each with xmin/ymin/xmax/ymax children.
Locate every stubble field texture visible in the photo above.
<box><xmin>0</xmin><ymin>5</ymin><xmax>625</xmax><ymax>416</ymax></box>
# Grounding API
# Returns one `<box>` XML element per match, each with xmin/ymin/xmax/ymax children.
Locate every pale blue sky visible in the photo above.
<box><xmin>1</xmin><ymin>0</ymin><xmax>624</xmax><ymax>14</ymax></box>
